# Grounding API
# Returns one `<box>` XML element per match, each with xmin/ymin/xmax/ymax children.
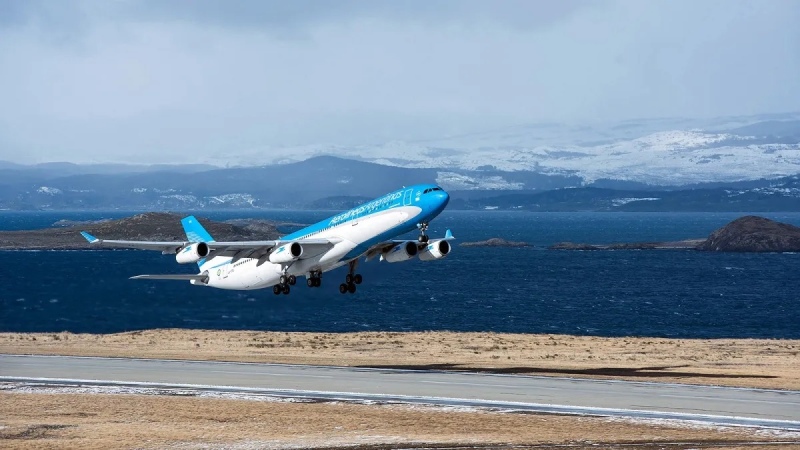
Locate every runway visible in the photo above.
<box><xmin>2</xmin><ymin>354</ymin><xmax>799</xmax><ymax>431</ymax></box>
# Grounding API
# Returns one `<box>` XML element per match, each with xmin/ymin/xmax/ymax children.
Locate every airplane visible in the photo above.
<box><xmin>80</xmin><ymin>184</ymin><xmax>453</xmax><ymax>295</ymax></box>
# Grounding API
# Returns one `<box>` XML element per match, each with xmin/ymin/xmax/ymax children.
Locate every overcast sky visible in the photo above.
<box><xmin>0</xmin><ymin>0</ymin><xmax>798</xmax><ymax>164</ymax></box>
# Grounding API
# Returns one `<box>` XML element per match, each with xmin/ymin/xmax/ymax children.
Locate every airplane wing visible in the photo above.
<box><xmin>80</xmin><ymin>231</ymin><xmax>340</xmax><ymax>257</ymax></box>
<box><xmin>130</xmin><ymin>274</ymin><xmax>209</xmax><ymax>282</ymax></box>
<box><xmin>80</xmin><ymin>232</ymin><xmax>190</xmax><ymax>253</ymax></box>
<box><xmin>363</xmin><ymin>229</ymin><xmax>455</xmax><ymax>261</ymax></box>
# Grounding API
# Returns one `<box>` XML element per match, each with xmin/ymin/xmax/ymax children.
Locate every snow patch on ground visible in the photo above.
<box><xmin>36</xmin><ymin>186</ymin><xmax>62</xmax><ymax>195</ymax></box>
<box><xmin>206</xmin><ymin>194</ymin><xmax>256</xmax><ymax>207</ymax></box>
<box><xmin>1</xmin><ymin>382</ymin><xmax>305</xmax><ymax>403</ymax></box>
<box><xmin>436</xmin><ymin>172</ymin><xmax>523</xmax><ymax>190</ymax></box>
<box><xmin>606</xmin><ymin>416</ymin><xmax>800</xmax><ymax>439</ymax></box>
<box><xmin>159</xmin><ymin>194</ymin><xmax>199</xmax><ymax>204</ymax></box>
<box><xmin>612</xmin><ymin>197</ymin><xmax>661</xmax><ymax>206</ymax></box>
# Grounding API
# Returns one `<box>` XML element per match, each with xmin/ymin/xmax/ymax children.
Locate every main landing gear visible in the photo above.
<box><xmin>417</xmin><ymin>222</ymin><xmax>430</xmax><ymax>243</ymax></box>
<box><xmin>306</xmin><ymin>271</ymin><xmax>322</xmax><ymax>288</ymax></box>
<box><xmin>272</xmin><ymin>273</ymin><xmax>296</xmax><ymax>295</ymax></box>
<box><xmin>339</xmin><ymin>260</ymin><xmax>363</xmax><ymax>295</ymax></box>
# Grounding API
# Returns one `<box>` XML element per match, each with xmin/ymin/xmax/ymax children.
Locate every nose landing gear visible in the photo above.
<box><xmin>417</xmin><ymin>222</ymin><xmax>430</xmax><ymax>243</ymax></box>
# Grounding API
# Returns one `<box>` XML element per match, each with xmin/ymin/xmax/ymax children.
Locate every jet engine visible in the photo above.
<box><xmin>383</xmin><ymin>241</ymin><xmax>418</xmax><ymax>263</ymax></box>
<box><xmin>175</xmin><ymin>242</ymin><xmax>210</xmax><ymax>264</ymax></box>
<box><xmin>418</xmin><ymin>239</ymin><xmax>451</xmax><ymax>261</ymax></box>
<box><xmin>269</xmin><ymin>242</ymin><xmax>303</xmax><ymax>264</ymax></box>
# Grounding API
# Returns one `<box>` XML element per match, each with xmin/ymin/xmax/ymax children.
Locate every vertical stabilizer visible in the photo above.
<box><xmin>181</xmin><ymin>216</ymin><xmax>215</xmax><ymax>243</ymax></box>
<box><xmin>181</xmin><ymin>216</ymin><xmax>215</xmax><ymax>268</ymax></box>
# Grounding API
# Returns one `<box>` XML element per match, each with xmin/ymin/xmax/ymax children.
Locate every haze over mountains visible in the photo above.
<box><xmin>2</xmin><ymin>113</ymin><xmax>799</xmax><ymax>211</ymax></box>
<box><xmin>199</xmin><ymin>112</ymin><xmax>800</xmax><ymax>186</ymax></box>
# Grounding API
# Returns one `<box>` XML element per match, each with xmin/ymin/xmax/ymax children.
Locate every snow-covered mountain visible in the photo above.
<box><xmin>200</xmin><ymin>113</ymin><xmax>800</xmax><ymax>187</ymax></box>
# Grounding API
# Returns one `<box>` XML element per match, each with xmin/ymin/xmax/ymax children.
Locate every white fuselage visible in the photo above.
<box><xmin>198</xmin><ymin>205</ymin><xmax>422</xmax><ymax>290</ymax></box>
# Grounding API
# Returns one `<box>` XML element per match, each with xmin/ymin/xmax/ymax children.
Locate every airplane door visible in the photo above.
<box><xmin>403</xmin><ymin>189</ymin><xmax>412</xmax><ymax>206</ymax></box>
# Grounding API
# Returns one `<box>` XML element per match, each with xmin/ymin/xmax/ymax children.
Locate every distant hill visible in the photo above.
<box><xmin>0</xmin><ymin>156</ymin><xmax>580</xmax><ymax>210</ymax></box>
<box><xmin>2</xmin><ymin>156</ymin><xmax>800</xmax><ymax>211</ymax></box>
<box><xmin>449</xmin><ymin>177</ymin><xmax>800</xmax><ymax>212</ymax></box>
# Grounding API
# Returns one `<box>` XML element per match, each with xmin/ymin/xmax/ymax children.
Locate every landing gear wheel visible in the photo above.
<box><xmin>280</xmin><ymin>275</ymin><xmax>288</xmax><ymax>285</ymax></box>
<box><xmin>314</xmin><ymin>277</ymin><xmax>321</xmax><ymax>287</ymax></box>
<box><xmin>307</xmin><ymin>278</ymin><xmax>315</xmax><ymax>288</ymax></box>
<box><xmin>417</xmin><ymin>222</ymin><xmax>430</xmax><ymax>243</ymax></box>
<box><xmin>353</xmin><ymin>274</ymin><xmax>363</xmax><ymax>285</ymax></box>
<box><xmin>288</xmin><ymin>275</ymin><xmax>296</xmax><ymax>286</ymax></box>
<box><xmin>339</xmin><ymin>283</ymin><xmax>348</xmax><ymax>294</ymax></box>
<box><xmin>347</xmin><ymin>282</ymin><xmax>357</xmax><ymax>294</ymax></box>
<box><xmin>282</xmin><ymin>284</ymin><xmax>290</xmax><ymax>295</ymax></box>
<box><xmin>346</xmin><ymin>274</ymin><xmax>353</xmax><ymax>284</ymax></box>
<box><xmin>272</xmin><ymin>285</ymin><xmax>281</xmax><ymax>295</ymax></box>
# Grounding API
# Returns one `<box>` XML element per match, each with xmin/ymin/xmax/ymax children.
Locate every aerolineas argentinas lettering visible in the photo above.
<box><xmin>330</xmin><ymin>191</ymin><xmax>403</xmax><ymax>225</ymax></box>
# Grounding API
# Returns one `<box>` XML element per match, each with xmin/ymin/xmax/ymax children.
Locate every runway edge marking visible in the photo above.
<box><xmin>3</xmin><ymin>376</ymin><xmax>800</xmax><ymax>432</ymax></box>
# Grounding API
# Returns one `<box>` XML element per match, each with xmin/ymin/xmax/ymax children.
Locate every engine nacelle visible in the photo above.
<box><xmin>418</xmin><ymin>239</ymin><xmax>451</xmax><ymax>261</ymax></box>
<box><xmin>383</xmin><ymin>241</ymin><xmax>418</xmax><ymax>263</ymax></box>
<box><xmin>269</xmin><ymin>242</ymin><xmax>303</xmax><ymax>264</ymax></box>
<box><xmin>175</xmin><ymin>242</ymin><xmax>209</xmax><ymax>264</ymax></box>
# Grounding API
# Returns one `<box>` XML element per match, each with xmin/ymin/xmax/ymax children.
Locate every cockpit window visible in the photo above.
<box><xmin>423</xmin><ymin>187</ymin><xmax>443</xmax><ymax>195</ymax></box>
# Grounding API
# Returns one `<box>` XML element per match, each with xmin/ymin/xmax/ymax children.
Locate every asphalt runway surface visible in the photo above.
<box><xmin>2</xmin><ymin>354</ymin><xmax>799</xmax><ymax>431</ymax></box>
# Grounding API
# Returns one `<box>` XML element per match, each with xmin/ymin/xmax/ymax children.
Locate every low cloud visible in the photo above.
<box><xmin>0</xmin><ymin>0</ymin><xmax>798</xmax><ymax>163</ymax></box>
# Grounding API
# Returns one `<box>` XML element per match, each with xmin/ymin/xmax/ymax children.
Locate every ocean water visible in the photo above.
<box><xmin>1</xmin><ymin>211</ymin><xmax>799</xmax><ymax>338</ymax></box>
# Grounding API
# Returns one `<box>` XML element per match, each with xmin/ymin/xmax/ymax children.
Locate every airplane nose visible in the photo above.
<box><xmin>437</xmin><ymin>190</ymin><xmax>450</xmax><ymax>207</ymax></box>
<box><xmin>431</xmin><ymin>190</ymin><xmax>449</xmax><ymax>213</ymax></box>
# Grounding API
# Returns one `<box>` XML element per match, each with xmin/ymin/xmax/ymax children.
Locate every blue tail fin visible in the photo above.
<box><xmin>181</xmin><ymin>216</ymin><xmax>214</xmax><ymax>268</ymax></box>
<box><xmin>181</xmin><ymin>216</ymin><xmax>215</xmax><ymax>243</ymax></box>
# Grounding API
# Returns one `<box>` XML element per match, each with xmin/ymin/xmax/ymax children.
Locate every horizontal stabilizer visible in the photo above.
<box><xmin>80</xmin><ymin>231</ymin><xmax>99</xmax><ymax>243</ymax></box>
<box><xmin>130</xmin><ymin>274</ymin><xmax>208</xmax><ymax>282</ymax></box>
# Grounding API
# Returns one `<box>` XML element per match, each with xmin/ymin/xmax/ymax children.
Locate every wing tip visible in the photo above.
<box><xmin>445</xmin><ymin>229</ymin><xmax>454</xmax><ymax>240</ymax></box>
<box><xmin>80</xmin><ymin>231</ymin><xmax>99</xmax><ymax>243</ymax></box>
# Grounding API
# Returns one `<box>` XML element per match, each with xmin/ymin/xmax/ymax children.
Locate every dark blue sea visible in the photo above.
<box><xmin>1</xmin><ymin>211</ymin><xmax>799</xmax><ymax>338</ymax></box>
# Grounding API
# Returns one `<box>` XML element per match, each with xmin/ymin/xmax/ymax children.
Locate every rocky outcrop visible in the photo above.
<box><xmin>460</xmin><ymin>238</ymin><xmax>529</xmax><ymax>247</ymax></box>
<box><xmin>549</xmin><ymin>242</ymin><xmax>601</xmax><ymax>250</ymax></box>
<box><xmin>549</xmin><ymin>239</ymin><xmax>704</xmax><ymax>250</ymax></box>
<box><xmin>697</xmin><ymin>215</ymin><xmax>800</xmax><ymax>252</ymax></box>
<box><xmin>0</xmin><ymin>213</ymin><xmax>285</xmax><ymax>250</ymax></box>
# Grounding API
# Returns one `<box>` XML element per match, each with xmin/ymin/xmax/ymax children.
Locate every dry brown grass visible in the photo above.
<box><xmin>2</xmin><ymin>329</ymin><xmax>799</xmax><ymax>390</ymax></box>
<box><xmin>2</xmin><ymin>391</ymin><xmax>795</xmax><ymax>450</ymax></box>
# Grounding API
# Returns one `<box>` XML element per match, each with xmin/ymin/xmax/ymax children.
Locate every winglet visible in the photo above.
<box><xmin>445</xmin><ymin>229</ymin><xmax>455</xmax><ymax>240</ymax></box>
<box><xmin>80</xmin><ymin>231</ymin><xmax>100</xmax><ymax>243</ymax></box>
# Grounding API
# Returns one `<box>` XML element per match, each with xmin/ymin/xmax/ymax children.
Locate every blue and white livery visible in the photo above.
<box><xmin>81</xmin><ymin>184</ymin><xmax>453</xmax><ymax>295</ymax></box>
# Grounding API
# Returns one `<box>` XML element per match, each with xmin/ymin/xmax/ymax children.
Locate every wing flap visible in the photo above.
<box><xmin>206</xmin><ymin>238</ymin><xmax>341</xmax><ymax>250</ymax></box>
<box><xmin>206</xmin><ymin>238</ymin><xmax>342</xmax><ymax>258</ymax></box>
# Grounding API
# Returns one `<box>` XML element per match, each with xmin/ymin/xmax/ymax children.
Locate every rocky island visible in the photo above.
<box><xmin>549</xmin><ymin>240</ymin><xmax>703</xmax><ymax>251</ymax></box>
<box><xmin>697</xmin><ymin>215</ymin><xmax>800</xmax><ymax>252</ymax></box>
<box><xmin>550</xmin><ymin>216</ymin><xmax>800</xmax><ymax>253</ymax></box>
<box><xmin>460</xmin><ymin>237</ymin><xmax>530</xmax><ymax>247</ymax></box>
<box><xmin>0</xmin><ymin>212</ymin><xmax>287</xmax><ymax>250</ymax></box>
